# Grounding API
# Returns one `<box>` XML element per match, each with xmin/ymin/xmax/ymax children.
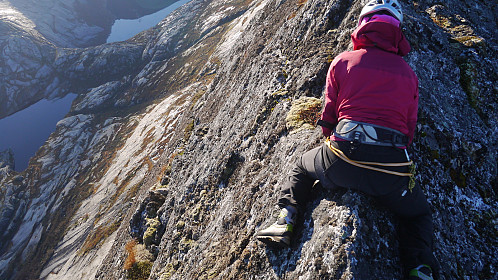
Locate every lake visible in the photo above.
<box><xmin>0</xmin><ymin>94</ymin><xmax>77</xmax><ymax>171</ymax></box>
<box><xmin>1</xmin><ymin>0</ymin><xmax>191</xmax><ymax>171</ymax></box>
<box><xmin>107</xmin><ymin>0</ymin><xmax>190</xmax><ymax>43</ymax></box>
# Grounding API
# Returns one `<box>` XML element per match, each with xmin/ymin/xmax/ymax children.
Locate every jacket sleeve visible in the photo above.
<box><xmin>406</xmin><ymin>78</ymin><xmax>419</xmax><ymax>144</ymax></box>
<box><xmin>321</xmin><ymin>60</ymin><xmax>340</xmax><ymax>137</ymax></box>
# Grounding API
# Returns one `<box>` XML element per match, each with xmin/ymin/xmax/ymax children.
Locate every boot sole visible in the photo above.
<box><xmin>256</xmin><ymin>235</ymin><xmax>290</xmax><ymax>248</ymax></box>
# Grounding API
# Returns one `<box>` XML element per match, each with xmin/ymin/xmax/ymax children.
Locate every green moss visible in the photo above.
<box><xmin>285</xmin><ymin>96</ymin><xmax>322</xmax><ymax>132</ymax></box>
<box><xmin>127</xmin><ymin>261</ymin><xmax>153</xmax><ymax>280</ymax></box>
<box><xmin>184</xmin><ymin>119</ymin><xmax>195</xmax><ymax>141</ymax></box>
<box><xmin>207</xmin><ymin>268</ymin><xmax>220</xmax><ymax>279</ymax></box>
<box><xmin>160</xmin><ymin>263</ymin><xmax>176</xmax><ymax>280</ymax></box>
<box><xmin>179</xmin><ymin>237</ymin><xmax>195</xmax><ymax>253</ymax></box>
<box><xmin>191</xmin><ymin>204</ymin><xmax>203</xmax><ymax>222</ymax></box>
<box><xmin>430</xmin><ymin>12</ymin><xmax>486</xmax><ymax>50</ymax></box>
<box><xmin>143</xmin><ymin>218</ymin><xmax>161</xmax><ymax>247</ymax></box>
<box><xmin>176</xmin><ymin>221</ymin><xmax>185</xmax><ymax>230</ymax></box>
<box><xmin>452</xmin><ymin>35</ymin><xmax>485</xmax><ymax>48</ymax></box>
<box><xmin>456</xmin><ymin>57</ymin><xmax>488</xmax><ymax>123</ymax></box>
<box><xmin>190</xmin><ymin>89</ymin><xmax>206</xmax><ymax>110</ymax></box>
<box><xmin>432</xmin><ymin>15</ymin><xmax>452</xmax><ymax>28</ymax></box>
<box><xmin>281</xmin><ymin>69</ymin><xmax>288</xmax><ymax>80</ymax></box>
<box><xmin>271</xmin><ymin>89</ymin><xmax>288</xmax><ymax>97</ymax></box>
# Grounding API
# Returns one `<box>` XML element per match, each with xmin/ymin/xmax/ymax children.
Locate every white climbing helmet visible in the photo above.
<box><xmin>359</xmin><ymin>0</ymin><xmax>403</xmax><ymax>24</ymax></box>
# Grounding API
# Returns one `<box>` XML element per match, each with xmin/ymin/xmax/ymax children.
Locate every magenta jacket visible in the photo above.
<box><xmin>321</xmin><ymin>18</ymin><xmax>418</xmax><ymax>144</ymax></box>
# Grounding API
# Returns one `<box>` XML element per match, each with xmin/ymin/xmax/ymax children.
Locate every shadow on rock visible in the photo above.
<box><xmin>264</xmin><ymin>217</ymin><xmax>314</xmax><ymax>277</ymax></box>
<box><xmin>264</xmin><ymin>183</ymin><xmax>343</xmax><ymax>277</ymax></box>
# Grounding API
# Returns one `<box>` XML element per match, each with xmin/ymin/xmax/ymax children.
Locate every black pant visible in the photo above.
<box><xmin>278</xmin><ymin>141</ymin><xmax>438</xmax><ymax>277</ymax></box>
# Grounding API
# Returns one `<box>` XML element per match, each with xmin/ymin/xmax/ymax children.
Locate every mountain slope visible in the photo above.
<box><xmin>0</xmin><ymin>0</ymin><xmax>178</xmax><ymax>119</ymax></box>
<box><xmin>0</xmin><ymin>0</ymin><xmax>496</xmax><ymax>279</ymax></box>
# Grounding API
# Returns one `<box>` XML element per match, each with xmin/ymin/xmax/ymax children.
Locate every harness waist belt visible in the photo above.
<box><xmin>333</xmin><ymin>119</ymin><xmax>408</xmax><ymax>147</ymax></box>
<box><xmin>325</xmin><ymin>139</ymin><xmax>413</xmax><ymax>177</ymax></box>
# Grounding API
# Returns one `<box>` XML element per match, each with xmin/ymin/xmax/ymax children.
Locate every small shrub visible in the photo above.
<box><xmin>127</xmin><ymin>261</ymin><xmax>153</xmax><ymax>280</ymax></box>
<box><xmin>285</xmin><ymin>96</ymin><xmax>322</xmax><ymax>132</ymax></box>
<box><xmin>184</xmin><ymin>119</ymin><xmax>195</xmax><ymax>140</ymax></box>
<box><xmin>453</xmin><ymin>35</ymin><xmax>485</xmax><ymax>48</ymax></box>
<box><xmin>143</xmin><ymin>218</ymin><xmax>161</xmax><ymax>247</ymax></box>
<box><xmin>124</xmin><ymin>240</ymin><xmax>154</xmax><ymax>280</ymax></box>
<box><xmin>124</xmin><ymin>240</ymin><xmax>138</xmax><ymax>270</ymax></box>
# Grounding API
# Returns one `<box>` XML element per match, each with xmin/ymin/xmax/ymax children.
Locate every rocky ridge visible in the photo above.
<box><xmin>0</xmin><ymin>0</ymin><xmax>496</xmax><ymax>279</ymax></box>
<box><xmin>0</xmin><ymin>0</ymin><xmax>178</xmax><ymax>119</ymax></box>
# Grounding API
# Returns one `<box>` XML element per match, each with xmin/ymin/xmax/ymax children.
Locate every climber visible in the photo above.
<box><xmin>255</xmin><ymin>0</ymin><xmax>439</xmax><ymax>279</ymax></box>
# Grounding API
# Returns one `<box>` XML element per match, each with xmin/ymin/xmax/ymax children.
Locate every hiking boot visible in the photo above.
<box><xmin>408</xmin><ymin>264</ymin><xmax>434</xmax><ymax>280</ymax></box>
<box><xmin>255</xmin><ymin>205</ymin><xmax>297</xmax><ymax>247</ymax></box>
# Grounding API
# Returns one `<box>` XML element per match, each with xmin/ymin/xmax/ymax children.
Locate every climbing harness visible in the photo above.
<box><xmin>332</xmin><ymin>119</ymin><xmax>409</xmax><ymax>148</ymax></box>
<box><xmin>319</xmin><ymin>119</ymin><xmax>416</xmax><ymax>192</ymax></box>
<box><xmin>325</xmin><ymin>138</ymin><xmax>414</xmax><ymax>177</ymax></box>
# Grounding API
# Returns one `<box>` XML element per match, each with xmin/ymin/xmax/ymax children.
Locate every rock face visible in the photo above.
<box><xmin>4</xmin><ymin>0</ymin><xmax>179</xmax><ymax>48</ymax></box>
<box><xmin>0</xmin><ymin>149</ymin><xmax>15</xmax><ymax>179</ymax></box>
<box><xmin>6</xmin><ymin>0</ymin><xmax>109</xmax><ymax>48</ymax></box>
<box><xmin>0</xmin><ymin>149</ymin><xmax>14</xmax><ymax>168</ymax></box>
<box><xmin>0</xmin><ymin>0</ymin><xmax>496</xmax><ymax>279</ymax></box>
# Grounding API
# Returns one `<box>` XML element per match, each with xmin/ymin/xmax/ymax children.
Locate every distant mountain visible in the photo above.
<box><xmin>0</xmin><ymin>0</ymin><xmax>178</xmax><ymax>118</ymax></box>
<box><xmin>0</xmin><ymin>0</ymin><xmax>496</xmax><ymax>279</ymax></box>
<box><xmin>0</xmin><ymin>149</ymin><xmax>14</xmax><ymax>171</ymax></box>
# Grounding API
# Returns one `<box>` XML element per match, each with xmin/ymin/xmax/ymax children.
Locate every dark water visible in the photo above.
<box><xmin>0</xmin><ymin>1</ymin><xmax>190</xmax><ymax>171</ymax></box>
<box><xmin>106</xmin><ymin>0</ymin><xmax>189</xmax><ymax>43</ymax></box>
<box><xmin>0</xmin><ymin>94</ymin><xmax>77</xmax><ymax>171</ymax></box>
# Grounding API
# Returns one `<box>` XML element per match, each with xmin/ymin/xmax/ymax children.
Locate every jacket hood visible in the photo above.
<box><xmin>351</xmin><ymin>21</ymin><xmax>411</xmax><ymax>56</ymax></box>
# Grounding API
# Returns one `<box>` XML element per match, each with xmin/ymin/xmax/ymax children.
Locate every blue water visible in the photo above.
<box><xmin>107</xmin><ymin>0</ymin><xmax>190</xmax><ymax>43</ymax></box>
<box><xmin>0</xmin><ymin>94</ymin><xmax>77</xmax><ymax>171</ymax></box>
<box><xmin>0</xmin><ymin>1</ymin><xmax>190</xmax><ymax>171</ymax></box>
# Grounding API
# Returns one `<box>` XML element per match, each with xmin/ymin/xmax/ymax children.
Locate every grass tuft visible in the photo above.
<box><xmin>285</xmin><ymin>96</ymin><xmax>322</xmax><ymax>132</ymax></box>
